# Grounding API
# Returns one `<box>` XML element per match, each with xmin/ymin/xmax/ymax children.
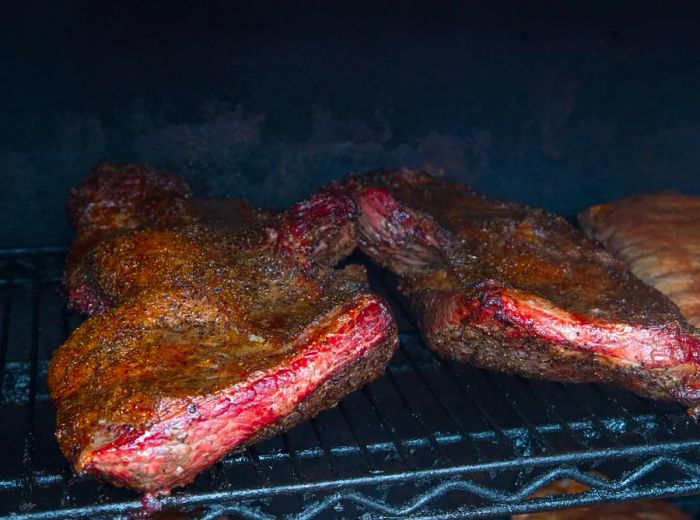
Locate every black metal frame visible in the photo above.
<box><xmin>2</xmin><ymin>247</ymin><xmax>700</xmax><ymax>519</ymax></box>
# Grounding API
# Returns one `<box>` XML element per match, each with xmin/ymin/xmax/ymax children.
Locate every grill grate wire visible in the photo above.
<box><xmin>2</xmin><ymin>248</ymin><xmax>700</xmax><ymax>519</ymax></box>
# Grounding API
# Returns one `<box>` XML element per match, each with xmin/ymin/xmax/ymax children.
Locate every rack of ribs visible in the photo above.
<box><xmin>49</xmin><ymin>163</ymin><xmax>398</xmax><ymax>495</ymax></box>
<box><xmin>580</xmin><ymin>192</ymin><xmax>700</xmax><ymax>328</ymax></box>
<box><xmin>345</xmin><ymin>169</ymin><xmax>700</xmax><ymax>417</ymax></box>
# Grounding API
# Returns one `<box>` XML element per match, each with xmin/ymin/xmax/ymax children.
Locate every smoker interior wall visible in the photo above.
<box><xmin>2</xmin><ymin>1</ymin><xmax>700</xmax><ymax>247</ymax></box>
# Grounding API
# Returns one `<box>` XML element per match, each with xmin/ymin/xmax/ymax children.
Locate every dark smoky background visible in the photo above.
<box><xmin>2</xmin><ymin>1</ymin><xmax>700</xmax><ymax>247</ymax></box>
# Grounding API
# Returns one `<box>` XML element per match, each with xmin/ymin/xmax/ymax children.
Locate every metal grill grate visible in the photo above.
<box><xmin>2</xmin><ymin>248</ymin><xmax>700</xmax><ymax>519</ymax></box>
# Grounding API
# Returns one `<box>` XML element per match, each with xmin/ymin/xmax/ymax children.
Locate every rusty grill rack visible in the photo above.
<box><xmin>2</xmin><ymin>247</ymin><xmax>700</xmax><ymax>519</ymax></box>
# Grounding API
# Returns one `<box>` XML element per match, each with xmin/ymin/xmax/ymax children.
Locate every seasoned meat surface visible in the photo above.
<box><xmin>346</xmin><ymin>169</ymin><xmax>700</xmax><ymax>416</ymax></box>
<box><xmin>580</xmin><ymin>192</ymin><xmax>700</xmax><ymax>328</ymax></box>
<box><xmin>63</xmin><ymin>162</ymin><xmax>347</xmax><ymax>315</ymax></box>
<box><xmin>50</xmin><ymin>163</ymin><xmax>398</xmax><ymax>495</ymax></box>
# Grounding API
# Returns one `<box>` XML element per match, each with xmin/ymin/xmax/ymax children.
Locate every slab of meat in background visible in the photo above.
<box><xmin>511</xmin><ymin>477</ymin><xmax>691</xmax><ymax>519</ymax></box>
<box><xmin>580</xmin><ymin>192</ymin><xmax>700</xmax><ymax>328</ymax></box>
<box><xmin>49</xmin><ymin>163</ymin><xmax>398</xmax><ymax>495</ymax></box>
<box><xmin>346</xmin><ymin>169</ymin><xmax>700</xmax><ymax>417</ymax></box>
